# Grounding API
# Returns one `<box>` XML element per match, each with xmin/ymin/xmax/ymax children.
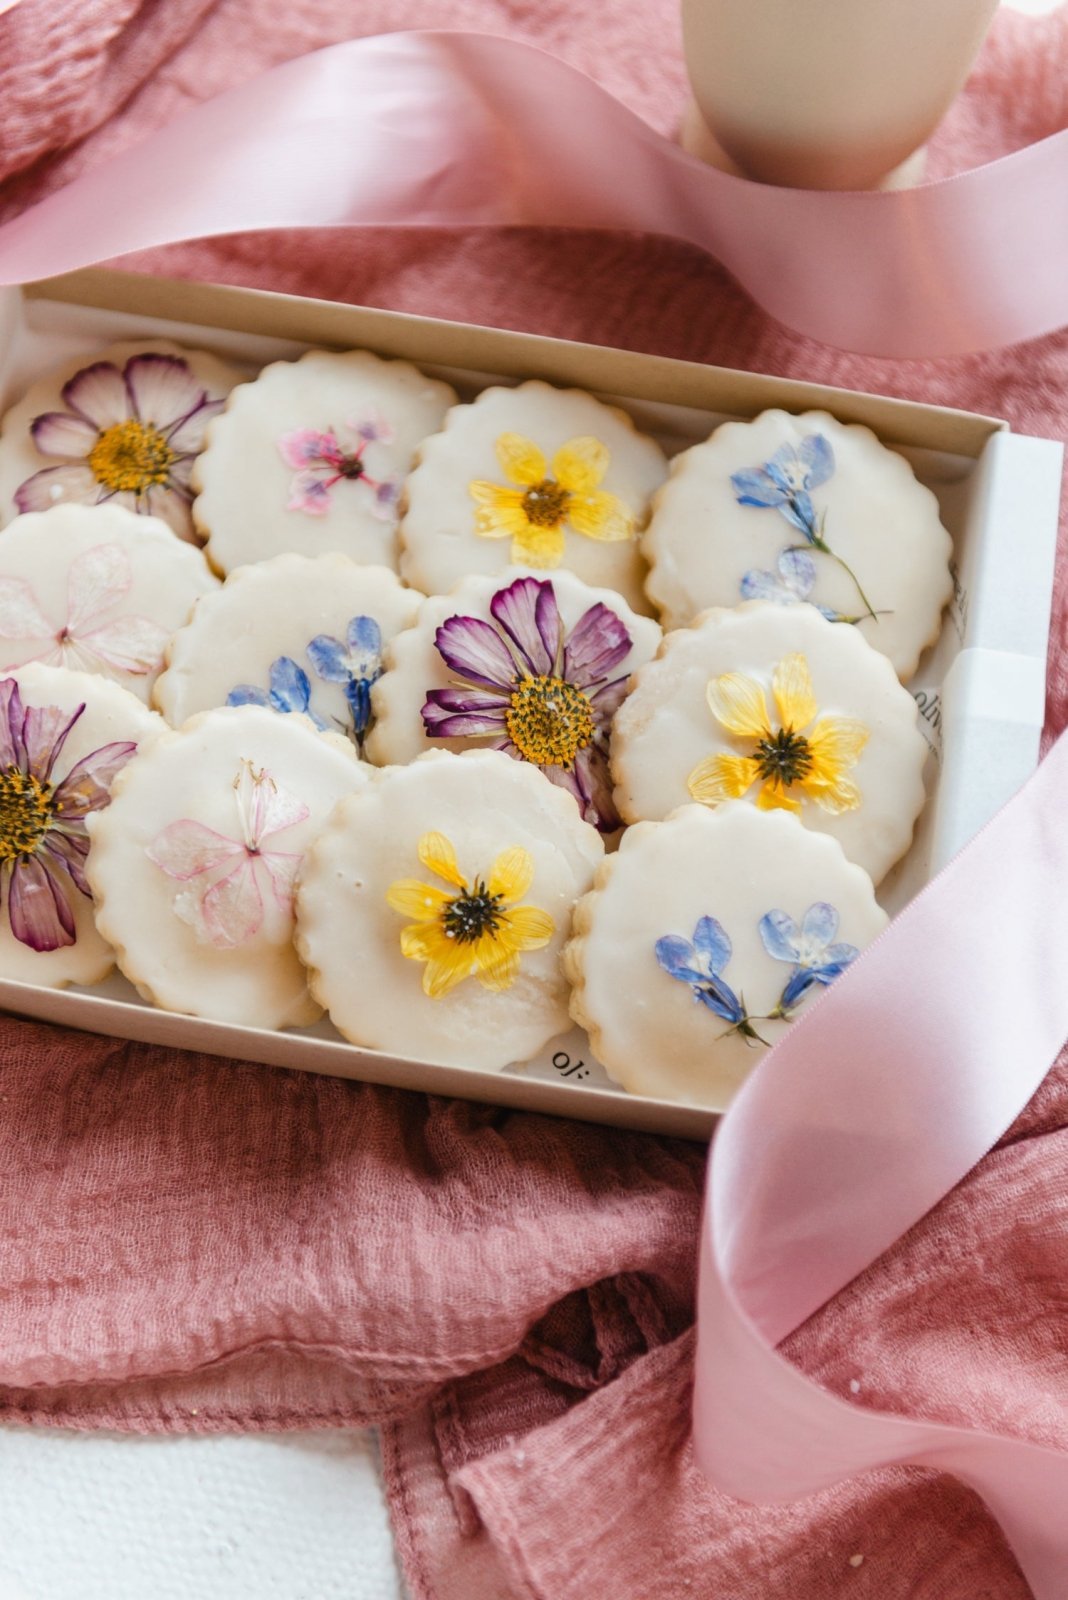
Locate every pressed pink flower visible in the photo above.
<box><xmin>147</xmin><ymin>759</ymin><xmax>310</xmax><ymax>949</ymax></box>
<box><xmin>15</xmin><ymin>353</ymin><xmax>226</xmax><ymax>540</ymax></box>
<box><xmin>0</xmin><ymin>543</ymin><xmax>168</xmax><ymax>678</ymax></box>
<box><xmin>278</xmin><ymin>413</ymin><xmax>399</xmax><ymax>520</ymax></box>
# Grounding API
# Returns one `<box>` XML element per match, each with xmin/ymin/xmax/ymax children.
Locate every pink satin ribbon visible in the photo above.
<box><xmin>696</xmin><ymin>729</ymin><xmax>1068</xmax><ymax>1599</ymax></box>
<box><xmin>0</xmin><ymin>30</ymin><xmax>1067</xmax><ymax>356</ymax></box>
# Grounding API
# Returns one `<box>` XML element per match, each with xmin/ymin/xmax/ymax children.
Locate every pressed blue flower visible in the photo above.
<box><xmin>654</xmin><ymin>915</ymin><xmax>767</xmax><ymax>1044</ymax></box>
<box><xmin>731</xmin><ymin>435</ymin><xmax>834</xmax><ymax>542</ymax></box>
<box><xmin>758</xmin><ymin>900</ymin><xmax>859</xmax><ymax>1014</ymax></box>
<box><xmin>740</xmin><ymin>547</ymin><xmax>855</xmax><ymax>624</ymax></box>
<box><xmin>306</xmin><ymin>614</ymin><xmax>383</xmax><ymax>748</ymax></box>
<box><xmin>227</xmin><ymin>656</ymin><xmax>327</xmax><ymax>729</ymax></box>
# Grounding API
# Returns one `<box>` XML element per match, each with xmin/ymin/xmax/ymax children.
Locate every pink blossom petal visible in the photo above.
<box><xmin>124</xmin><ymin>354</ymin><xmax>205</xmax><ymax>428</ymax></box>
<box><xmin>197</xmin><ymin>857</ymin><xmax>265</xmax><ymax>948</ymax></box>
<box><xmin>166</xmin><ymin>397</ymin><xmax>224</xmax><ymax>455</ymax></box>
<box><xmin>30</xmin><ymin>412</ymin><xmax>98</xmax><ymax>460</ymax></box>
<box><xmin>347</xmin><ymin>411</ymin><xmax>394</xmax><ymax>446</ymax></box>
<box><xmin>21</xmin><ymin>702</ymin><xmax>83</xmax><ymax>781</ymax></box>
<box><xmin>146</xmin><ymin>819</ymin><xmax>242</xmax><ymax>880</ymax></box>
<box><xmin>141</xmin><ymin>483</ymin><xmax>196</xmax><ymax>540</ymax></box>
<box><xmin>0</xmin><ymin>578</ymin><xmax>54</xmax><ymax>642</ymax></box>
<box><xmin>277</xmin><ymin>428</ymin><xmax>343</xmax><ymax>471</ymax></box>
<box><xmin>73</xmin><ymin>616</ymin><xmax>168</xmax><ymax>676</ymax></box>
<box><xmin>64</xmin><ymin>543</ymin><xmax>133</xmax><ymax>633</ymax></box>
<box><xmin>61</xmin><ymin>362</ymin><xmax>130</xmax><ymax>429</ymax></box>
<box><xmin>261</xmin><ymin>849</ymin><xmax>302</xmax><ymax>915</ymax></box>
<box><xmin>242</xmin><ymin>770</ymin><xmax>309</xmax><ymax>846</ymax></box>
<box><xmin>369</xmin><ymin>481</ymin><xmax>400</xmax><ymax>524</ymax></box>
<box><xmin>285</xmin><ymin>472</ymin><xmax>334</xmax><ymax>515</ymax></box>
<box><xmin>7</xmin><ymin>854</ymin><xmax>76</xmax><ymax>951</ymax></box>
<box><xmin>14</xmin><ymin>463</ymin><xmax>101</xmax><ymax>514</ymax></box>
<box><xmin>52</xmin><ymin>739</ymin><xmax>137</xmax><ymax>816</ymax></box>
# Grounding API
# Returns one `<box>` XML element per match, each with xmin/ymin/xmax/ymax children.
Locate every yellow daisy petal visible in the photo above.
<box><xmin>501</xmin><ymin>904</ymin><xmax>555</xmax><ymax>950</ymax></box>
<box><xmin>551</xmin><ymin>436</ymin><xmax>609</xmax><ymax>495</ymax></box>
<box><xmin>473</xmin><ymin>929</ymin><xmax>523</xmax><ymax>992</ymax></box>
<box><xmin>417</xmin><ymin>831</ymin><xmax>467</xmax><ymax>889</ymax></box>
<box><xmin>423</xmin><ymin>947</ymin><xmax>478</xmax><ymax>999</ymax></box>
<box><xmin>705</xmin><ymin>672</ymin><xmax>771</xmax><ymax>739</ymax></box>
<box><xmin>471</xmin><ymin>483</ymin><xmax>529</xmax><ymax>539</ymax></box>
<box><xmin>386</xmin><ymin>878</ymin><xmax>453</xmax><ymax>921</ymax></box>
<box><xmin>496</xmin><ymin>433</ymin><xmax>546</xmax><ymax>487</ymax></box>
<box><xmin>687</xmin><ymin>752</ymin><xmax>758</xmax><ymax>805</ymax></box>
<box><xmin>771</xmin><ymin>653</ymin><xmax>818</xmax><ymax>732</ymax></box>
<box><xmin>754</xmin><ymin>777</ymin><xmax>802</xmax><ymax>814</ymax></box>
<box><xmin>807</xmin><ymin>716</ymin><xmax>870</xmax><ymax>773</ymax></box>
<box><xmin>510</xmin><ymin>520</ymin><xmax>566</xmax><ymax>569</ymax></box>
<box><xmin>487</xmin><ymin>845</ymin><xmax>535</xmax><ymax>905</ymax></box>
<box><xmin>805</xmin><ymin>776</ymin><xmax>862</xmax><ymax>816</ymax></box>
<box><xmin>567</xmin><ymin>489</ymin><xmax>634</xmax><ymax>543</ymax></box>
<box><xmin>400</xmin><ymin>922</ymin><xmax>453</xmax><ymax>962</ymax></box>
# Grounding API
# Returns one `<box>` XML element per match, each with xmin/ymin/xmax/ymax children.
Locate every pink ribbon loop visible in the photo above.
<box><xmin>0</xmin><ymin>30</ymin><xmax>1067</xmax><ymax>356</ymax></box>
<box><xmin>696</xmin><ymin>730</ymin><xmax>1068</xmax><ymax>1600</ymax></box>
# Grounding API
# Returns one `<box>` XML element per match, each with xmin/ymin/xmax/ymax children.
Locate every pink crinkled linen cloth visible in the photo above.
<box><xmin>2</xmin><ymin>2</ymin><xmax>1068</xmax><ymax>1597</ymax></box>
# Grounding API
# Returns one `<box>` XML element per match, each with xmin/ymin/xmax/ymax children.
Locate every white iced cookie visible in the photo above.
<box><xmin>86</xmin><ymin>706</ymin><xmax>370</xmax><ymax>1028</ymax></box>
<box><xmin>0</xmin><ymin>504</ymin><xmax>218</xmax><ymax>704</ymax></box>
<box><xmin>368</xmin><ymin>568</ymin><xmax>661</xmax><ymax>831</ymax></box>
<box><xmin>566</xmin><ymin>803</ymin><xmax>887</xmax><ymax>1108</ymax></box>
<box><xmin>398</xmin><ymin>381</ymin><xmax>668</xmax><ymax>615</ymax></box>
<box><xmin>154</xmin><ymin>554</ymin><xmax>422</xmax><ymax>751</ymax></box>
<box><xmin>193</xmin><ymin>350</ymin><xmax>457</xmax><ymax>574</ymax></box>
<box><xmin>611</xmin><ymin>602</ymin><xmax>926</xmax><ymax>885</ymax></box>
<box><xmin>642</xmin><ymin>409</ymin><xmax>953</xmax><ymax>680</ymax></box>
<box><xmin>0</xmin><ymin>662</ymin><xmax>162</xmax><ymax>988</ymax></box>
<box><xmin>296</xmin><ymin>749</ymin><xmax>604</xmax><ymax>1071</ymax></box>
<box><xmin>0</xmin><ymin>340</ymin><xmax>242</xmax><ymax>541</ymax></box>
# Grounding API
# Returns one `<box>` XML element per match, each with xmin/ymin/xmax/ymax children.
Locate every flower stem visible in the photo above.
<box><xmin>811</xmin><ymin>539</ymin><xmax>879</xmax><ymax>623</ymax></box>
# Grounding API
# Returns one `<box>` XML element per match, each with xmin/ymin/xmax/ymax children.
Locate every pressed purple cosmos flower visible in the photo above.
<box><xmin>0</xmin><ymin>678</ymin><xmax>136</xmax><ymax>952</ymax></box>
<box><xmin>421</xmin><ymin>575</ymin><xmax>633</xmax><ymax>832</ymax></box>
<box><xmin>15</xmin><ymin>354</ymin><xmax>226</xmax><ymax>541</ymax></box>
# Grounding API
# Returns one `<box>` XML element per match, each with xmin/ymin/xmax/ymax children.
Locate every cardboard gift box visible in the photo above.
<box><xmin>0</xmin><ymin>266</ymin><xmax>1060</xmax><ymax>1139</ymax></box>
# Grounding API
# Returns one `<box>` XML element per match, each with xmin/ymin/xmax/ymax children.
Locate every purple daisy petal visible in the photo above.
<box><xmin>563</xmin><ymin>602</ymin><xmax>632</xmax><ymax>687</ymax></box>
<box><xmin>588</xmin><ymin>674</ymin><xmax>630</xmax><ymax>722</ymax></box>
<box><xmin>21</xmin><ymin>702</ymin><xmax>84</xmax><ymax>781</ymax></box>
<box><xmin>0</xmin><ymin>679</ymin><xmax>21</xmax><ymax>767</ymax></box>
<box><xmin>141</xmin><ymin>483</ymin><xmax>196</xmax><ymax>539</ymax></box>
<box><xmin>574</xmin><ymin>743</ymin><xmax>621</xmax><ymax>832</ymax></box>
<box><xmin>41</xmin><ymin>829</ymin><xmax>91</xmax><ymax>897</ymax></box>
<box><xmin>422</xmin><ymin>688</ymin><xmax>510</xmax><ymax>738</ymax></box>
<box><xmin>30</xmin><ymin>412</ymin><xmax>98</xmax><ymax>460</ymax></box>
<box><xmin>7</xmin><ymin>854</ymin><xmax>76</xmax><ymax>951</ymax></box>
<box><xmin>124</xmin><ymin>354</ymin><xmax>206</xmax><ymax>429</ymax></box>
<box><xmin>52</xmin><ymin>739</ymin><xmax>138</xmax><ymax>817</ymax></box>
<box><xmin>14</xmin><ymin>463</ymin><xmax>101</xmax><ymax>514</ymax></box>
<box><xmin>61</xmin><ymin>362</ymin><xmax>130</xmax><ymax>429</ymax></box>
<box><xmin>166</xmin><ymin>396</ymin><xmax>225</xmax><ymax>454</ymax></box>
<box><xmin>488</xmin><ymin>577</ymin><xmax>556</xmax><ymax>677</ymax></box>
<box><xmin>434</xmin><ymin>614</ymin><xmax>515</xmax><ymax>691</ymax></box>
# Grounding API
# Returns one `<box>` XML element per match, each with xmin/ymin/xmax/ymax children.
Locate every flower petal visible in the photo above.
<box><xmin>65</xmin><ymin>543</ymin><xmax>133</xmax><ymax>633</ymax></box>
<box><xmin>342</xmin><ymin>615</ymin><xmax>382</xmax><ymax>680</ymax></box>
<box><xmin>800</xmin><ymin>901</ymin><xmax>838</xmax><ymax>955</ymax></box>
<box><xmin>731</xmin><ymin>467</ymin><xmax>785</xmax><ymax>508</ymax></box>
<box><xmin>124</xmin><ymin>354</ymin><xmax>205</xmax><ymax>429</ymax></box>
<box><xmin>196</xmin><ymin>858</ymin><xmax>265</xmax><ymax>948</ymax></box>
<box><xmin>14</xmin><ymin>463</ymin><xmax>101</xmax><ymax>514</ymax></box>
<box><xmin>141</xmin><ymin>483</ymin><xmax>196</xmax><ymax>538</ymax></box>
<box><xmin>489</xmin><ymin>576</ymin><xmax>555</xmax><ymax>676</ymax></box>
<box><xmin>772</xmin><ymin>653</ymin><xmax>818</xmax><ymax>732</ymax></box>
<box><xmin>799</xmin><ymin>433</ymin><xmax>835</xmax><ymax>489</ymax></box>
<box><xmin>22</xmin><ymin>703</ymin><xmax>84</xmax><ymax>782</ymax></box>
<box><xmin>422</xmin><ymin>689</ymin><xmax>509</xmax><ymax>739</ymax></box>
<box><xmin>471</xmin><ymin>483</ymin><xmax>528</xmax><ymax>539</ymax></box>
<box><xmin>552</xmin><ymin>437</ymin><xmax>608</xmax><ymax>495</ymax></box>
<box><xmin>417</xmin><ymin>831</ymin><xmax>467</xmax><ymax>889</ymax></box>
<box><xmin>804</xmin><ymin>775</ymin><xmax>863</xmax><ymax>816</ymax></box>
<box><xmin>278</xmin><ymin>427</ymin><xmax>342</xmax><ymax>471</ymax></box>
<box><xmin>268</xmin><ymin>656</ymin><xmax>312</xmax><ymax>713</ymax></box>
<box><xmin>573</xmin><ymin>743</ymin><xmax>620</xmax><ymax>832</ymax></box>
<box><xmin>30</xmin><ymin>412</ymin><xmax>98</xmax><ymax>460</ymax></box>
<box><xmin>7</xmin><ymin>854</ymin><xmax>76</xmax><ymax>951</ymax></box>
<box><xmin>422</xmin><ymin>946</ymin><xmax>478</xmax><ymax>999</ymax></box>
<box><xmin>0</xmin><ymin>578</ymin><xmax>53</xmax><ymax>641</ymax></box>
<box><xmin>563</xmin><ymin>602</ymin><xmax>631</xmax><ymax>686</ymax></box>
<box><xmin>306</xmin><ymin>633</ymin><xmax>349</xmax><ymax>683</ymax></box>
<box><xmin>567</xmin><ymin>490</ymin><xmax>633</xmax><ymax>543</ymax></box>
<box><xmin>41</xmin><ymin>827</ymin><xmax>91</xmax><ymax>897</ymax></box>
<box><xmin>739</xmin><ymin>567</ymin><xmax>787</xmax><ymax>604</ymax></box>
<box><xmin>758</xmin><ymin>909</ymin><xmax>801</xmax><ymax>964</ymax></box>
<box><xmin>242</xmin><ymin>768</ymin><xmax>310</xmax><ymax>845</ymax></box>
<box><xmin>486</xmin><ymin>845</ymin><xmax>534</xmax><ymax>904</ymax></box>
<box><xmin>499</xmin><ymin>903</ymin><xmax>553</xmax><ymax>951</ymax></box>
<box><xmin>387</xmin><ymin>878</ymin><xmax>452</xmax><ymax>922</ymax></box>
<box><xmin>588</xmin><ymin>676</ymin><xmax>630</xmax><ymax>722</ymax></box>
<box><xmin>807</xmin><ymin>716</ymin><xmax>870</xmax><ymax>773</ymax></box>
<box><xmin>260</xmin><ymin>849</ymin><xmax>302</xmax><ymax>916</ymax></box>
<box><xmin>227</xmin><ymin>685</ymin><xmax>272</xmax><ymax>711</ymax></box>
<box><xmin>286</xmin><ymin>474</ymin><xmax>334</xmax><ymax>516</ymax></box>
<box><xmin>692</xmin><ymin>914</ymin><xmax>733</xmax><ymax>975</ymax></box>
<box><xmin>706</xmin><ymin>673</ymin><xmax>770</xmax><ymax>739</ymax></box>
<box><xmin>695</xmin><ymin>976</ymin><xmax>746</xmax><ymax>1025</ymax></box>
<box><xmin>74</xmin><ymin>617</ymin><xmax>168</xmax><ymax>676</ymax></box>
<box><xmin>494</xmin><ymin>434</ymin><xmax>546</xmax><ymax>488</ymax></box>
<box><xmin>654</xmin><ymin>936</ymin><xmax>707</xmax><ymax>986</ymax></box>
<box><xmin>754</xmin><ymin>778</ymin><xmax>802</xmax><ymax>814</ymax></box>
<box><xmin>166</xmin><ymin>397</ymin><xmax>225</xmax><ymax>455</ymax></box>
<box><xmin>687</xmin><ymin>752</ymin><xmax>757</xmax><ymax>804</ymax></box>
<box><xmin>399</xmin><ymin>921</ymin><xmax>452</xmax><ymax>963</ymax></box>
<box><xmin>61</xmin><ymin>362</ymin><xmax>130</xmax><ymax>428</ymax></box>
<box><xmin>778</xmin><ymin>547</ymin><xmax>817</xmax><ymax>596</ymax></box>
<box><xmin>434</xmin><ymin>614</ymin><xmax>515</xmax><ymax>691</ymax></box>
<box><xmin>147</xmin><ymin>819</ymin><xmax>242</xmax><ymax>881</ymax></box>
<box><xmin>510</xmin><ymin>521</ymin><xmax>566</xmax><ymax>569</ymax></box>
<box><xmin>472</xmin><ymin>931</ymin><xmax>523</xmax><ymax>992</ymax></box>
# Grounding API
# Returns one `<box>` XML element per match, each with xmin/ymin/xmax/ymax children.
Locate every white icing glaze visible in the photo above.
<box><xmin>398</xmin><ymin>381</ymin><xmax>668</xmax><ymax>615</ymax></box>
<box><xmin>0</xmin><ymin>340</ymin><xmax>243</xmax><ymax>540</ymax></box>
<box><xmin>86</xmin><ymin>706</ymin><xmax>370</xmax><ymax>1028</ymax></box>
<box><xmin>193</xmin><ymin>350</ymin><xmax>457</xmax><ymax>573</ymax></box>
<box><xmin>0</xmin><ymin>662</ymin><xmax>163</xmax><ymax>988</ymax></box>
<box><xmin>296</xmin><ymin>748</ymin><xmax>604</xmax><ymax>1071</ymax></box>
<box><xmin>566</xmin><ymin>802</ymin><xmax>887</xmax><ymax>1108</ymax></box>
<box><xmin>154</xmin><ymin>554</ymin><xmax>423</xmax><ymax>747</ymax></box>
<box><xmin>642</xmin><ymin>409</ymin><xmax>953</xmax><ymax>680</ymax></box>
<box><xmin>0</xmin><ymin>504</ymin><xmax>218</xmax><ymax>703</ymax></box>
<box><xmin>611</xmin><ymin>601</ymin><xmax>927</xmax><ymax>884</ymax></box>
<box><xmin>367</xmin><ymin>568</ymin><xmax>661</xmax><ymax>827</ymax></box>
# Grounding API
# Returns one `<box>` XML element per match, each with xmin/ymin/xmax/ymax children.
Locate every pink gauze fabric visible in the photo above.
<box><xmin>1</xmin><ymin>2</ymin><xmax>1067</xmax><ymax>1597</ymax></box>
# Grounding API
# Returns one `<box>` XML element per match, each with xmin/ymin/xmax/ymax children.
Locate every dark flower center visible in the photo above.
<box><xmin>506</xmin><ymin>675</ymin><xmax>595</xmax><ymax>769</ymax></box>
<box><xmin>0</xmin><ymin>766</ymin><xmax>53</xmax><ymax>862</ymax></box>
<box><xmin>754</xmin><ymin>727</ymin><xmax>813</xmax><ymax>787</ymax></box>
<box><xmin>442</xmin><ymin>882</ymin><xmax>503</xmax><ymax>944</ymax></box>
<box><xmin>340</xmin><ymin>454</ymin><xmax>366</xmax><ymax>481</ymax></box>
<box><xmin>88</xmin><ymin>420</ymin><xmax>175</xmax><ymax>494</ymax></box>
<box><xmin>521</xmin><ymin>478</ymin><xmax>571</xmax><ymax>528</ymax></box>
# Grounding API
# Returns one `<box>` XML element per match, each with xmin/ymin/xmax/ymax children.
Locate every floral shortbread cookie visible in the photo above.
<box><xmin>296</xmin><ymin>748</ymin><xmax>604</xmax><ymax>1071</ymax></box>
<box><xmin>192</xmin><ymin>350</ymin><xmax>457</xmax><ymax>573</ymax></box>
<box><xmin>611</xmin><ymin>601</ymin><xmax>927</xmax><ymax>884</ymax></box>
<box><xmin>0</xmin><ymin>504</ymin><xmax>218</xmax><ymax>704</ymax></box>
<box><xmin>0</xmin><ymin>341</ymin><xmax>242</xmax><ymax>542</ymax></box>
<box><xmin>642</xmin><ymin>409</ymin><xmax>953</xmax><ymax>679</ymax></box>
<box><xmin>154</xmin><ymin>554</ymin><xmax>421</xmax><ymax>751</ymax></box>
<box><xmin>0</xmin><ymin>662</ymin><xmax>162</xmax><ymax>987</ymax></box>
<box><xmin>398</xmin><ymin>381</ymin><xmax>668</xmax><ymax>615</ymax></box>
<box><xmin>86</xmin><ymin>705</ymin><xmax>370</xmax><ymax>1028</ymax></box>
<box><xmin>367</xmin><ymin>568</ymin><xmax>661</xmax><ymax>830</ymax></box>
<box><xmin>565</xmin><ymin>802</ymin><xmax>887</xmax><ymax>1108</ymax></box>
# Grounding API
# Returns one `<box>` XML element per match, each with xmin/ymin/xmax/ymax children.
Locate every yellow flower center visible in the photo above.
<box><xmin>0</xmin><ymin>766</ymin><xmax>52</xmax><ymax>862</ymax></box>
<box><xmin>506</xmin><ymin>675</ymin><xmax>595</xmax><ymax>769</ymax></box>
<box><xmin>521</xmin><ymin>478</ymin><xmax>571</xmax><ymax>528</ymax></box>
<box><xmin>441</xmin><ymin>881</ymin><xmax>503</xmax><ymax>944</ymax></box>
<box><xmin>754</xmin><ymin>727</ymin><xmax>813</xmax><ymax>787</ymax></box>
<box><xmin>88</xmin><ymin>420</ymin><xmax>175</xmax><ymax>494</ymax></box>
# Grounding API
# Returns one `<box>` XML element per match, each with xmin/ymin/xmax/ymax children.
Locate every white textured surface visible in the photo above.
<box><xmin>0</xmin><ymin>1427</ymin><xmax>403</xmax><ymax>1600</ymax></box>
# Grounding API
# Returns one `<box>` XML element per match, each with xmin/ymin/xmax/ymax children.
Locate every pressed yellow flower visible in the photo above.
<box><xmin>469</xmin><ymin>433</ymin><xmax>633</xmax><ymax>568</ymax></box>
<box><xmin>386</xmin><ymin>830</ymin><xmax>554</xmax><ymax>999</ymax></box>
<box><xmin>687</xmin><ymin>652</ymin><xmax>868</xmax><ymax>815</ymax></box>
